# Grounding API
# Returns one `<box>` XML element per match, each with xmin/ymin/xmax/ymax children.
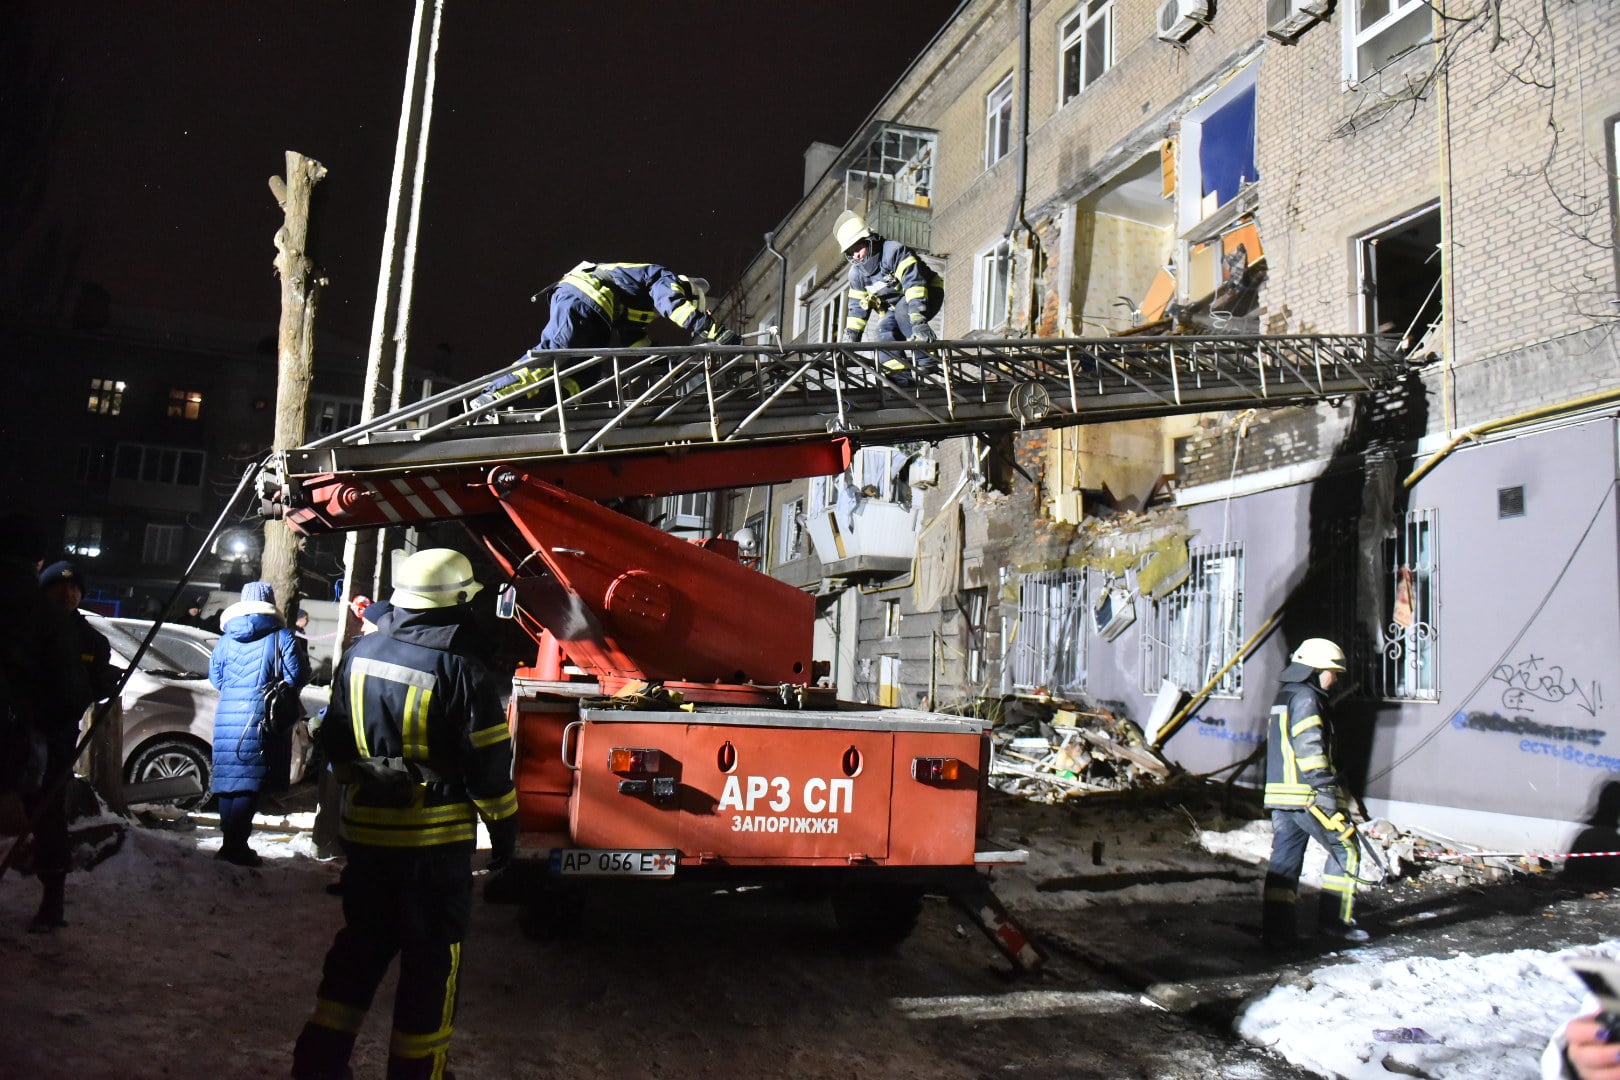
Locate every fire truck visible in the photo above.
<box><xmin>261</xmin><ymin>333</ymin><xmax>1401</xmax><ymax>970</ymax></box>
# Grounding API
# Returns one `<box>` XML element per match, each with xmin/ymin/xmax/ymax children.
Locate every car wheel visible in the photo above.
<box><xmin>125</xmin><ymin>736</ymin><xmax>212</xmax><ymax>811</ymax></box>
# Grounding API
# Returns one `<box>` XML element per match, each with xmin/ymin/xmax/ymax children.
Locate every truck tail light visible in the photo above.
<box><xmin>608</xmin><ymin>747</ymin><xmax>663</xmax><ymax>777</ymax></box>
<box><xmin>911</xmin><ymin>756</ymin><xmax>961</xmax><ymax>783</ymax></box>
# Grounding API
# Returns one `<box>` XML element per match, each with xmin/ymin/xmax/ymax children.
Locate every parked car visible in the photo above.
<box><xmin>85</xmin><ymin>615</ymin><xmax>329</xmax><ymax>808</ymax></box>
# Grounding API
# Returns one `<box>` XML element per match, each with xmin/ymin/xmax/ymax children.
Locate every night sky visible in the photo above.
<box><xmin>11</xmin><ymin>2</ymin><xmax>961</xmax><ymax>380</ymax></box>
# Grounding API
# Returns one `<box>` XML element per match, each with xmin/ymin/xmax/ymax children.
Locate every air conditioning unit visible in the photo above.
<box><xmin>1156</xmin><ymin>0</ymin><xmax>1211</xmax><ymax>43</ymax></box>
<box><xmin>1092</xmin><ymin>586</ymin><xmax>1138</xmax><ymax>642</ymax></box>
<box><xmin>1266</xmin><ymin>0</ymin><xmax>1332</xmax><ymax>42</ymax></box>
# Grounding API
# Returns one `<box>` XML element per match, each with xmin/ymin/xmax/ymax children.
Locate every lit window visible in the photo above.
<box><xmin>87</xmin><ymin>377</ymin><xmax>125</xmax><ymax>416</ymax></box>
<box><xmin>1005</xmin><ymin>568</ymin><xmax>1087</xmax><ymax>695</ymax></box>
<box><xmin>167</xmin><ymin>388</ymin><xmax>203</xmax><ymax>420</ymax></box>
<box><xmin>985</xmin><ymin>73</ymin><xmax>1014</xmax><ymax>167</ymax></box>
<box><xmin>974</xmin><ymin>239</ymin><xmax>1012</xmax><ymax>330</ymax></box>
<box><xmin>1140</xmin><ymin>543</ymin><xmax>1244</xmax><ymax>696</ymax></box>
<box><xmin>1346</xmin><ymin>0</ymin><xmax>1432</xmax><ymax>83</ymax></box>
<box><xmin>1376</xmin><ymin>509</ymin><xmax>1438</xmax><ymax>701</ymax></box>
<box><xmin>64</xmin><ymin>516</ymin><xmax>103</xmax><ymax>558</ymax></box>
<box><xmin>142</xmin><ymin>523</ymin><xmax>183</xmax><ymax>565</ymax></box>
<box><xmin>1059</xmin><ymin>0</ymin><xmax>1114</xmax><ymax>105</ymax></box>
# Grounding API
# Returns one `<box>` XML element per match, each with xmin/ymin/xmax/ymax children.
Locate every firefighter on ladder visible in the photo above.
<box><xmin>292</xmin><ymin>549</ymin><xmax>518</xmax><ymax>1080</ymax></box>
<box><xmin>835</xmin><ymin>210</ymin><xmax>944</xmax><ymax>386</ymax></box>
<box><xmin>474</xmin><ymin>261</ymin><xmax>740</xmax><ymax>412</ymax></box>
<box><xmin>1261</xmin><ymin>637</ymin><xmax>1371</xmax><ymax>948</ymax></box>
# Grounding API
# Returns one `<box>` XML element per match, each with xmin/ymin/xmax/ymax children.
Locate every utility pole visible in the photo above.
<box><xmin>334</xmin><ymin>0</ymin><xmax>444</xmax><ymax>664</ymax></box>
<box><xmin>265</xmin><ymin>151</ymin><xmax>328</xmax><ymax>622</ymax></box>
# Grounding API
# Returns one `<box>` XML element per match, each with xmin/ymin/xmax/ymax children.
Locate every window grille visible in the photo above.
<box><xmin>1139</xmin><ymin>543</ymin><xmax>1245</xmax><ymax>696</ymax></box>
<box><xmin>1376</xmin><ymin>508</ymin><xmax>1439</xmax><ymax>701</ymax></box>
<box><xmin>1004</xmin><ymin>568</ymin><xmax>1087</xmax><ymax>694</ymax></box>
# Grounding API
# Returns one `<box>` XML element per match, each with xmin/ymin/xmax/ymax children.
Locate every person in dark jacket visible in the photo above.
<box><xmin>835</xmin><ymin>210</ymin><xmax>944</xmax><ymax>385</ymax></box>
<box><xmin>208</xmin><ymin>580</ymin><xmax>308</xmax><ymax>867</ymax></box>
<box><xmin>292</xmin><ymin>549</ymin><xmax>517</xmax><ymax>1080</ymax></box>
<box><xmin>38</xmin><ymin>560</ymin><xmax>120</xmax><ymax>702</ymax></box>
<box><xmin>1262</xmin><ymin>637</ymin><xmax>1366</xmax><ymax>948</ymax></box>
<box><xmin>0</xmin><ymin>518</ymin><xmax>91</xmax><ymax>932</ymax></box>
<box><xmin>473</xmin><ymin>261</ymin><xmax>740</xmax><ymax>414</ymax></box>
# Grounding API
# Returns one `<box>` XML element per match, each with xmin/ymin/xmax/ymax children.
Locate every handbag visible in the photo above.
<box><xmin>236</xmin><ymin>636</ymin><xmax>301</xmax><ymax>761</ymax></box>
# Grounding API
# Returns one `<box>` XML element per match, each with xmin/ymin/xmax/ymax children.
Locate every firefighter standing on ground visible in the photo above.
<box><xmin>1262</xmin><ymin>637</ymin><xmax>1369</xmax><ymax>947</ymax></box>
<box><xmin>474</xmin><ymin>261</ymin><xmax>740</xmax><ymax>412</ymax></box>
<box><xmin>835</xmin><ymin>210</ymin><xmax>944</xmax><ymax>385</ymax></box>
<box><xmin>292</xmin><ymin>549</ymin><xmax>518</xmax><ymax>1080</ymax></box>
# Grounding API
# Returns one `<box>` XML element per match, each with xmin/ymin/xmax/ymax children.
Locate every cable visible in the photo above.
<box><xmin>1365</xmin><ymin>477</ymin><xmax>1616</xmax><ymax>784</ymax></box>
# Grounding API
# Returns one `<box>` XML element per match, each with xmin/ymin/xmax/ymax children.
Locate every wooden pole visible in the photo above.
<box><xmin>265</xmin><ymin>151</ymin><xmax>328</xmax><ymax>622</ymax></box>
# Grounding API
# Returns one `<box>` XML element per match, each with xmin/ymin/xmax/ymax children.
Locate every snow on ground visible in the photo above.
<box><xmin>1237</xmin><ymin>940</ymin><xmax>1612</xmax><ymax>1079</ymax></box>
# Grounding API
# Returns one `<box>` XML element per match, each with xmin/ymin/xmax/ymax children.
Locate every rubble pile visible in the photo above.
<box><xmin>985</xmin><ymin>695</ymin><xmax>1173</xmax><ymax>802</ymax></box>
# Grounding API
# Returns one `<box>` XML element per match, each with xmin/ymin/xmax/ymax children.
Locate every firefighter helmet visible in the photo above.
<box><xmin>834</xmin><ymin>210</ymin><xmax>872</xmax><ymax>255</ymax></box>
<box><xmin>680</xmin><ymin>275</ymin><xmax>709</xmax><ymax>311</ymax></box>
<box><xmin>390</xmin><ymin>548</ymin><xmax>484</xmax><ymax>610</ymax></box>
<box><xmin>1289</xmin><ymin>637</ymin><xmax>1346</xmax><ymax>672</ymax></box>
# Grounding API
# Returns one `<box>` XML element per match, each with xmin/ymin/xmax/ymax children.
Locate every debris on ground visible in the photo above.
<box><xmin>978</xmin><ymin>694</ymin><xmax>1174</xmax><ymax>802</ymax></box>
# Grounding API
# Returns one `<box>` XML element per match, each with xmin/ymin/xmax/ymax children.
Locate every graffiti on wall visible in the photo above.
<box><xmin>1451</xmin><ymin>711</ymin><xmax>1620</xmax><ymax>773</ymax></box>
<box><xmin>1192</xmin><ymin>714</ymin><xmax>1263</xmax><ymax>745</ymax></box>
<box><xmin>1490</xmin><ymin>654</ymin><xmax>1604</xmax><ymax>717</ymax></box>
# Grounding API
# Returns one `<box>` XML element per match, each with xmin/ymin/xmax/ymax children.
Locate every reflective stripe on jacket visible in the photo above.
<box><xmin>319</xmin><ymin>606</ymin><xmax>516</xmax><ymax>851</ymax></box>
<box><xmin>844</xmin><ymin>237</ymin><xmax>943</xmax><ymax>333</ymax></box>
<box><xmin>558</xmin><ymin>261</ymin><xmax>722</xmax><ymax>340</ymax></box>
<box><xmin>1263</xmin><ymin>679</ymin><xmax>1337</xmax><ymax>809</ymax></box>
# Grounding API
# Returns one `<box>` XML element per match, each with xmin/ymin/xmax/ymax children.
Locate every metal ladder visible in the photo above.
<box><xmin>281</xmin><ymin>334</ymin><xmax>1407</xmax><ymax>478</ymax></box>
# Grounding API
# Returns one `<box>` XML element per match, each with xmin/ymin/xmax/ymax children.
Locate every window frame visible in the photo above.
<box><xmin>87</xmin><ymin>377</ymin><xmax>126</xmax><ymax>416</ymax></box>
<box><xmin>1139</xmin><ymin>542</ymin><xmax>1245</xmax><ymax>697</ymax></box>
<box><xmin>662</xmin><ymin>490</ymin><xmax>713</xmax><ymax>532</ymax></box>
<box><xmin>974</xmin><ymin>238</ymin><xmax>1012</xmax><ymax>330</ymax></box>
<box><xmin>1004</xmin><ymin>568</ymin><xmax>1088</xmax><ymax>695</ymax></box>
<box><xmin>1058</xmin><ymin>0</ymin><xmax>1114</xmax><ymax>107</ymax></box>
<box><xmin>985</xmin><ymin>72</ymin><xmax>1015</xmax><ymax>168</ymax></box>
<box><xmin>1344</xmin><ymin>0</ymin><xmax>1433</xmax><ymax>85</ymax></box>
<box><xmin>777</xmin><ymin>496</ymin><xmax>807</xmax><ymax>565</ymax></box>
<box><xmin>64</xmin><ymin>516</ymin><xmax>103</xmax><ymax>559</ymax></box>
<box><xmin>141</xmin><ymin>523</ymin><xmax>183</xmax><ymax>565</ymax></box>
<box><xmin>166</xmin><ymin>388</ymin><xmax>204</xmax><ymax>420</ymax></box>
<box><xmin>792</xmin><ymin>268</ymin><xmax>816</xmax><ymax>340</ymax></box>
<box><xmin>113</xmin><ymin>443</ymin><xmax>206</xmax><ymax>488</ymax></box>
<box><xmin>1375</xmin><ymin>508</ymin><xmax>1440</xmax><ymax>702</ymax></box>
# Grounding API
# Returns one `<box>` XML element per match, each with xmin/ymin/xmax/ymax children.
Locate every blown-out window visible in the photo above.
<box><xmin>1004</xmin><ymin>568</ymin><xmax>1087</xmax><ymax>695</ymax></box>
<box><xmin>1346</xmin><ymin>0</ymin><xmax>1432</xmax><ymax>84</ymax></box>
<box><xmin>1140</xmin><ymin>542</ymin><xmax>1244</xmax><ymax>696</ymax></box>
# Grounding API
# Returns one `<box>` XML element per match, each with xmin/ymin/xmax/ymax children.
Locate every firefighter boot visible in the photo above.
<box><xmin>1260</xmin><ymin>899</ymin><xmax>1298</xmax><ymax>950</ymax></box>
<box><xmin>29</xmin><ymin>871</ymin><xmax>66</xmax><ymax>933</ymax></box>
<box><xmin>1319</xmin><ymin>917</ymin><xmax>1370</xmax><ymax>945</ymax></box>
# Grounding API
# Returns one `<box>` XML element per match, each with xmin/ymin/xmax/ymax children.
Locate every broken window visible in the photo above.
<box><xmin>1358</xmin><ymin>203</ymin><xmax>1442</xmax><ymax>358</ymax></box>
<box><xmin>975</xmin><ymin>238</ymin><xmax>1012</xmax><ymax>330</ymax></box>
<box><xmin>844</xmin><ymin>124</ymin><xmax>937</xmax><ymax>250</ymax></box>
<box><xmin>883</xmin><ymin>598</ymin><xmax>902</xmax><ymax>638</ymax></box>
<box><xmin>985</xmin><ymin>73</ymin><xmax>1014</xmax><ymax>168</ymax></box>
<box><xmin>1177</xmin><ymin>65</ymin><xmax>1259</xmax><ymax>236</ymax></box>
<box><xmin>1376</xmin><ymin>508</ymin><xmax>1439</xmax><ymax>702</ymax></box>
<box><xmin>1004</xmin><ymin>568</ymin><xmax>1088</xmax><ymax>695</ymax></box>
<box><xmin>1059</xmin><ymin>0</ymin><xmax>1114</xmax><ymax>105</ymax></box>
<box><xmin>1346</xmin><ymin>0</ymin><xmax>1432</xmax><ymax>84</ymax></box>
<box><xmin>1140</xmin><ymin>542</ymin><xmax>1244</xmax><ymax>696</ymax></box>
<box><xmin>963</xmin><ymin>587</ymin><xmax>989</xmax><ymax>686</ymax></box>
<box><xmin>777</xmin><ymin>497</ymin><xmax>807</xmax><ymax>565</ymax></box>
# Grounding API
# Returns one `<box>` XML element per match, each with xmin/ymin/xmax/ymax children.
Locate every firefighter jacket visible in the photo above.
<box><xmin>1264</xmin><ymin>675</ymin><xmax>1341</xmax><ymax>810</ymax></box>
<box><xmin>843</xmin><ymin>236</ymin><xmax>943</xmax><ymax>337</ymax></box>
<box><xmin>318</xmin><ymin>605</ymin><xmax>517</xmax><ymax>852</ymax></box>
<box><xmin>559</xmin><ymin>261</ymin><xmax>726</xmax><ymax>342</ymax></box>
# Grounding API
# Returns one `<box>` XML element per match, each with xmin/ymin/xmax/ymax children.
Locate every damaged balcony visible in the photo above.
<box><xmin>841</xmin><ymin>123</ymin><xmax>938</xmax><ymax>253</ymax></box>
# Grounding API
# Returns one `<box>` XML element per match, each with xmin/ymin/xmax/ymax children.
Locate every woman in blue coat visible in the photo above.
<box><xmin>208</xmin><ymin>581</ymin><xmax>308</xmax><ymax>866</ymax></box>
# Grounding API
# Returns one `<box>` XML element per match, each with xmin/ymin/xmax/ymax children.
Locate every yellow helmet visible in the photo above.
<box><xmin>390</xmin><ymin>548</ymin><xmax>484</xmax><ymax>610</ymax></box>
<box><xmin>834</xmin><ymin>210</ymin><xmax>871</xmax><ymax>254</ymax></box>
<box><xmin>1289</xmin><ymin>637</ymin><xmax>1346</xmax><ymax>672</ymax></box>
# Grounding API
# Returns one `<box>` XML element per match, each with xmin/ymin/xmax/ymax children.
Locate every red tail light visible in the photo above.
<box><xmin>608</xmin><ymin>747</ymin><xmax>664</xmax><ymax>777</ymax></box>
<box><xmin>911</xmin><ymin>756</ymin><xmax>961</xmax><ymax>783</ymax></box>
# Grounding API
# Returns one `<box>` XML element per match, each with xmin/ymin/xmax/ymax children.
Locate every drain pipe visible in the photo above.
<box><xmin>765</xmin><ymin>231</ymin><xmax>788</xmax><ymax>339</ymax></box>
<box><xmin>1004</xmin><ymin>0</ymin><xmax>1039</xmax><ymax>334</ymax></box>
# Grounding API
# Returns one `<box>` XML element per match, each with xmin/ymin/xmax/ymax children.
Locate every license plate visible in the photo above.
<box><xmin>548</xmin><ymin>848</ymin><xmax>678</xmax><ymax>877</ymax></box>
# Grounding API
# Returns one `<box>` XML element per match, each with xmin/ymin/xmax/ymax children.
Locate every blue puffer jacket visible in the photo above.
<box><xmin>209</xmin><ymin>611</ymin><xmax>309</xmax><ymax>794</ymax></box>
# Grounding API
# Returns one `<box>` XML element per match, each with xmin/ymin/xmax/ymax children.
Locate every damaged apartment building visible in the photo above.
<box><xmin>710</xmin><ymin>0</ymin><xmax>1620</xmax><ymax>852</ymax></box>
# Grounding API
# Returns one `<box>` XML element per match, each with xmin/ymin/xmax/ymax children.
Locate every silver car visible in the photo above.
<box><xmin>86</xmin><ymin>615</ymin><xmax>329</xmax><ymax>807</ymax></box>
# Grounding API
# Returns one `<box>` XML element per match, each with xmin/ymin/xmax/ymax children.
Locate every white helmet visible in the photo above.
<box><xmin>391</xmin><ymin>548</ymin><xmax>484</xmax><ymax>610</ymax></box>
<box><xmin>1289</xmin><ymin>637</ymin><xmax>1346</xmax><ymax>672</ymax></box>
<box><xmin>680</xmin><ymin>275</ymin><xmax>709</xmax><ymax>310</ymax></box>
<box><xmin>834</xmin><ymin>210</ymin><xmax>872</xmax><ymax>254</ymax></box>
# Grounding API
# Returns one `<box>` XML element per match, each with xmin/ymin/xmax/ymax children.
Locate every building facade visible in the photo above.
<box><xmin>715</xmin><ymin>0</ymin><xmax>1620</xmax><ymax>850</ymax></box>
